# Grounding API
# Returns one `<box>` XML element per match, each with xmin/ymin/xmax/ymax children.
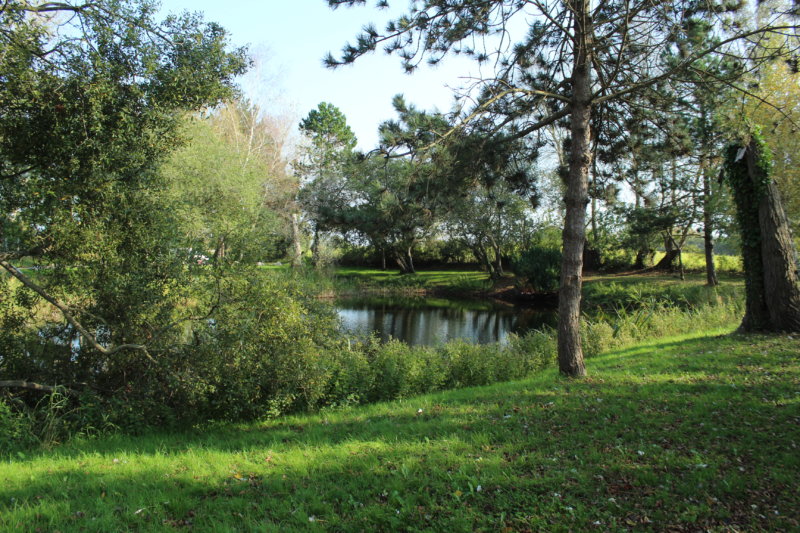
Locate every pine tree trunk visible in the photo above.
<box><xmin>557</xmin><ymin>0</ymin><xmax>592</xmax><ymax>378</ymax></box>
<box><xmin>702</xmin><ymin>158</ymin><xmax>718</xmax><ymax>286</ymax></box>
<box><xmin>590</xmin><ymin>156</ymin><xmax>598</xmax><ymax>242</ymax></box>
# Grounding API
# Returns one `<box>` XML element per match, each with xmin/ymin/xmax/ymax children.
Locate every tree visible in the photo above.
<box><xmin>723</xmin><ymin>131</ymin><xmax>800</xmax><ymax>332</ymax></box>
<box><xmin>0</xmin><ymin>1</ymin><xmax>247</xmax><ymax>391</ymax></box>
<box><xmin>296</xmin><ymin>102</ymin><xmax>357</xmax><ymax>267</ymax></box>
<box><xmin>326</xmin><ymin>0</ymin><xmax>797</xmax><ymax>376</ymax></box>
<box><xmin>438</xmin><ymin>131</ymin><xmax>538</xmax><ymax>279</ymax></box>
<box><xmin>161</xmin><ymin>101</ymin><xmax>296</xmax><ymax>265</ymax></box>
<box><xmin>444</xmin><ymin>184</ymin><xmax>532</xmax><ymax>279</ymax></box>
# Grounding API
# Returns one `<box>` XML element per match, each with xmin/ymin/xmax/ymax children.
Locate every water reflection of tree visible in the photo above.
<box><xmin>338</xmin><ymin>299</ymin><xmax>558</xmax><ymax>345</ymax></box>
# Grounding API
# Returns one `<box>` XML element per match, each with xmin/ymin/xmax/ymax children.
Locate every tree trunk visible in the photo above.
<box><xmin>290</xmin><ymin>213</ymin><xmax>303</xmax><ymax>269</ymax></box>
<box><xmin>395</xmin><ymin>247</ymin><xmax>416</xmax><ymax>274</ymax></box>
<box><xmin>381</xmin><ymin>249</ymin><xmax>386</xmax><ymax>271</ymax></box>
<box><xmin>473</xmin><ymin>245</ymin><xmax>493</xmax><ymax>276</ymax></box>
<box><xmin>395</xmin><ymin>255</ymin><xmax>410</xmax><ymax>273</ymax></box>
<box><xmin>490</xmin><ymin>238</ymin><xmax>504</xmax><ymax>277</ymax></box>
<box><xmin>494</xmin><ymin>249</ymin><xmax>504</xmax><ymax>277</ymax></box>
<box><xmin>736</xmin><ymin>142</ymin><xmax>774</xmax><ymax>330</ymax></box>
<box><xmin>702</xmin><ymin>158</ymin><xmax>718</xmax><ymax>286</ymax></box>
<box><xmin>311</xmin><ymin>226</ymin><xmax>320</xmax><ymax>267</ymax></box>
<box><xmin>654</xmin><ymin>235</ymin><xmax>680</xmax><ymax>271</ymax></box>
<box><xmin>727</xmin><ymin>139</ymin><xmax>800</xmax><ymax>332</ymax></box>
<box><xmin>583</xmin><ymin>242</ymin><xmax>601</xmax><ymax>272</ymax></box>
<box><xmin>557</xmin><ymin>0</ymin><xmax>592</xmax><ymax>378</ymax></box>
<box><xmin>758</xmin><ymin>182</ymin><xmax>800</xmax><ymax>330</ymax></box>
<box><xmin>590</xmin><ymin>151</ymin><xmax>598</xmax><ymax>242</ymax></box>
<box><xmin>406</xmin><ymin>246</ymin><xmax>416</xmax><ymax>275</ymax></box>
<box><xmin>634</xmin><ymin>248</ymin><xmax>653</xmax><ymax>270</ymax></box>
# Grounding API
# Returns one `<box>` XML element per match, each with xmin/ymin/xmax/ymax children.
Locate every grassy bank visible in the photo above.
<box><xmin>2</xmin><ymin>330</ymin><xmax>798</xmax><ymax>531</ymax></box>
<box><xmin>583</xmin><ymin>272</ymin><xmax>743</xmax><ymax>312</ymax></box>
<box><xmin>268</xmin><ymin>265</ymin><xmax>744</xmax><ymax>302</ymax></box>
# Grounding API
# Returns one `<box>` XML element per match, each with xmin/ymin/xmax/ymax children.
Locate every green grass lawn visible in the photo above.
<box><xmin>333</xmin><ymin>267</ymin><xmax>492</xmax><ymax>290</ymax></box>
<box><xmin>2</xmin><ymin>329</ymin><xmax>798</xmax><ymax>532</ymax></box>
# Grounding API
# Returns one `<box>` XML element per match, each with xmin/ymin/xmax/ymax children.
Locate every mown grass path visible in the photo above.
<box><xmin>2</xmin><ymin>330</ymin><xmax>798</xmax><ymax>532</ymax></box>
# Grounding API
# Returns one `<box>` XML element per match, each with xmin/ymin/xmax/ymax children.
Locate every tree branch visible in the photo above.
<box><xmin>0</xmin><ymin>380</ymin><xmax>77</xmax><ymax>396</ymax></box>
<box><xmin>593</xmin><ymin>25</ymin><xmax>800</xmax><ymax>106</ymax></box>
<box><xmin>0</xmin><ymin>259</ymin><xmax>157</xmax><ymax>364</ymax></box>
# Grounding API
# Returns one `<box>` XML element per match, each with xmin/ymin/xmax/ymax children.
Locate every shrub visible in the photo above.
<box><xmin>512</xmin><ymin>246</ymin><xmax>562</xmax><ymax>292</ymax></box>
<box><xmin>444</xmin><ymin>340</ymin><xmax>501</xmax><ymax>388</ymax></box>
<box><xmin>0</xmin><ymin>400</ymin><xmax>36</xmax><ymax>455</ymax></box>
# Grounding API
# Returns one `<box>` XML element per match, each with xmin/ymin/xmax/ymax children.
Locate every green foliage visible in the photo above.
<box><xmin>0</xmin><ymin>399</ymin><xmax>35</xmax><ymax>455</ymax></box>
<box><xmin>296</xmin><ymin>102</ymin><xmax>358</xmax><ymax>249</ymax></box>
<box><xmin>582</xmin><ymin>299</ymin><xmax>742</xmax><ymax>357</ymax></box>
<box><xmin>0</xmin><ymin>0</ymin><xmax>251</xmax><ymax>430</ymax></box>
<box><xmin>582</xmin><ymin>279</ymin><xmax>743</xmax><ymax>312</ymax></box>
<box><xmin>3</xmin><ymin>274</ymin><xmax>744</xmax><ymax>450</ymax></box>
<box><xmin>512</xmin><ymin>246</ymin><xmax>562</xmax><ymax>292</ymax></box>
<box><xmin>723</xmin><ymin>130</ymin><xmax>773</xmax><ymax>251</ymax></box>
<box><xmin>300</xmin><ymin>102</ymin><xmax>357</xmax><ymax>151</ymax></box>
<box><xmin>162</xmin><ymin>104</ymin><xmax>294</xmax><ymax>264</ymax></box>
<box><xmin>652</xmin><ymin>251</ymin><xmax>742</xmax><ymax>273</ymax></box>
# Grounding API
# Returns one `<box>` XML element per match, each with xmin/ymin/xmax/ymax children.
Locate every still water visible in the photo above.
<box><xmin>335</xmin><ymin>296</ymin><xmax>556</xmax><ymax>346</ymax></box>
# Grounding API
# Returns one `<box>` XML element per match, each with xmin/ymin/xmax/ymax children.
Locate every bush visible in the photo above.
<box><xmin>0</xmin><ymin>399</ymin><xmax>36</xmax><ymax>455</ymax></box>
<box><xmin>512</xmin><ymin>246</ymin><xmax>562</xmax><ymax>292</ymax></box>
<box><xmin>444</xmin><ymin>341</ymin><xmax>502</xmax><ymax>388</ymax></box>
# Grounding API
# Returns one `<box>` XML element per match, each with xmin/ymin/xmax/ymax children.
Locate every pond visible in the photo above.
<box><xmin>335</xmin><ymin>296</ymin><xmax>556</xmax><ymax>346</ymax></box>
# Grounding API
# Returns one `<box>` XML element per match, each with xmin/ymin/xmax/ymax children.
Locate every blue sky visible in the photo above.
<box><xmin>158</xmin><ymin>0</ymin><xmax>482</xmax><ymax>149</ymax></box>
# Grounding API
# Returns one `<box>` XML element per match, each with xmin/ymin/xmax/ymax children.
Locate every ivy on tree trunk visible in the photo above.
<box><xmin>723</xmin><ymin>132</ymin><xmax>800</xmax><ymax>332</ymax></box>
